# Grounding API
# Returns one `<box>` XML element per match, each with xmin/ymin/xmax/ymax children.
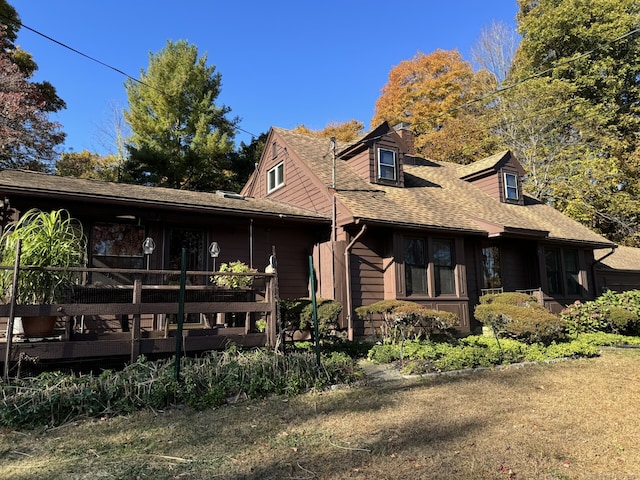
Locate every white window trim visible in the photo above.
<box><xmin>267</xmin><ymin>162</ymin><xmax>284</xmax><ymax>193</ymax></box>
<box><xmin>503</xmin><ymin>172</ymin><xmax>519</xmax><ymax>200</ymax></box>
<box><xmin>377</xmin><ymin>148</ymin><xmax>397</xmax><ymax>181</ymax></box>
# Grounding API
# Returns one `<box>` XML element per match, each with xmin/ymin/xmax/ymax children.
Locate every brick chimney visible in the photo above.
<box><xmin>393</xmin><ymin>122</ymin><xmax>415</xmax><ymax>156</ymax></box>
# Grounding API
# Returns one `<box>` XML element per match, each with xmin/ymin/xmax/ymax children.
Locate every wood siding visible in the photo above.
<box><xmin>248</xmin><ymin>136</ymin><xmax>332</xmax><ymax>216</ymax></box>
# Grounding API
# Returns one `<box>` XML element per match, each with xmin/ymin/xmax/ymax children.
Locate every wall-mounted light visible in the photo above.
<box><xmin>142</xmin><ymin>237</ymin><xmax>156</xmax><ymax>270</ymax></box>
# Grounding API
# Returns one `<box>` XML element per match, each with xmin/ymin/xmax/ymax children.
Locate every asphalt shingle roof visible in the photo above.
<box><xmin>272</xmin><ymin>127</ymin><xmax>614</xmax><ymax>246</ymax></box>
<box><xmin>0</xmin><ymin>169</ymin><xmax>328</xmax><ymax>222</ymax></box>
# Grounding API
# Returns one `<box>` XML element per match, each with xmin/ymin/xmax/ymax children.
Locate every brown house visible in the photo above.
<box><xmin>0</xmin><ymin>170</ymin><xmax>329</xmax><ymax>364</ymax></box>
<box><xmin>0</xmin><ymin>169</ymin><xmax>328</xmax><ymax>297</ymax></box>
<box><xmin>242</xmin><ymin>122</ymin><xmax>617</xmax><ymax>337</ymax></box>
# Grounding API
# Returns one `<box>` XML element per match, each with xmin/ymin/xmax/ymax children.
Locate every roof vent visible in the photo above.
<box><xmin>215</xmin><ymin>190</ymin><xmax>245</xmax><ymax>200</ymax></box>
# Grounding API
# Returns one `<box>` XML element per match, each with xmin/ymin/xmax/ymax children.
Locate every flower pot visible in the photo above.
<box><xmin>13</xmin><ymin>316</ymin><xmax>57</xmax><ymax>337</ymax></box>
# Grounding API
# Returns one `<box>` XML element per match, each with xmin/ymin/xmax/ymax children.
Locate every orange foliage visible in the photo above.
<box><xmin>372</xmin><ymin>49</ymin><xmax>499</xmax><ymax>163</ymax></box>
<box><xmin>293</xmin><ymin>120</ymin><xmax>364</xmax><ymax>142</ymax></box>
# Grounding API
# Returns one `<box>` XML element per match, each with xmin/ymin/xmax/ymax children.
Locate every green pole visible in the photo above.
<box><xmin>308</xmin><ymin>256</ymin><xmax>321</xmax><ymax>367</ymax></box>
<box><xmin>175</xmin><ymin>247</ymin><xmax>187</xmax><ymax>381</ymax></box>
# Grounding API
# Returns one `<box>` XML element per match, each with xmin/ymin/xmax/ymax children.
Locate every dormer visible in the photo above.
<box><xmin>338</xmin><ymin>122</ymin><xmax>412</xmax><ymax>188</ymax></box>
<box><xmin>458</xmin><ymin>150</ymin><xmax>526</xmax><ymax>205</ymax></box>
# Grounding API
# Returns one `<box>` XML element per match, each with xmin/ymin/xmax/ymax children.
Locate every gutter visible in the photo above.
<box><xmin>344</xmin><ymin>224</ymin><xmax>367</xmax><ymax>341</ymax></box>
<box><xmin>591</xmin><ymin>245</ymin><xmax>618</xmax><ymax>294</ymax></box>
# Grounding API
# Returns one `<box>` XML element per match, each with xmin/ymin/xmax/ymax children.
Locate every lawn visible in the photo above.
<box><xmin>1</xmin><ymin>348</ymin><xmax>639</xmax><ymax>479</ymax></box>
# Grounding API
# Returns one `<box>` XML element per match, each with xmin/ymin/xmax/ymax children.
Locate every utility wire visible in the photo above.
<box><xmin>0</xmin><ymin>13</ymin><xmax>261</xmax><ymax>139</ymax></box>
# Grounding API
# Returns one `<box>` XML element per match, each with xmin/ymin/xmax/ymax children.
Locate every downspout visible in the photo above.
<box><xmin>344</xmin><ymin>224</ymin><xmax>367</xmax><ymax>341</ymax></box>
<box><xmin>249</xmin><ymin>219</ymin><xmax>254</xmax><ymax>269</ymax></box>
<box><xmin>591</xmin><ymin>245</ymin><xmax>618</xmax><ymax>295</ymax></box>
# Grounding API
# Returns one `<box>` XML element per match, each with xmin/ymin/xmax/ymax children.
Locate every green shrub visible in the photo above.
<box><xmin>560</xmin><ymin>300</ymin><xmax>608</xmax><ymax>334</ymax></box>
<box><xmin>475</xmin><ymin>302</ymin><xmax>566</xmax><ymax>344</ymax></box>
<box><xmin>479</xmin><ymin>292</ymin><xmax>538</xmax><ymax>306</ymax></box>
<box><xmin>280</xmin><ymin>298</ymin><xmax>343</xmax><ymax>338</ymax></box>
<box><xmin>606</xmin><ymin>306</ymin><xmax>639</xmax><ymax>334</ymax></box>
<box><xmin>0</xmin><ymin>349</ymin><xmax>361</xmax><ymax>429</ymax></box>
<box><xmin>355</xmin><ymin>300</ymin><xmax>459</xmax><ymax>344</ymax></box>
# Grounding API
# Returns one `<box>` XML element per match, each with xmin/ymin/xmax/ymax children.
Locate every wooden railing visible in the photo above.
<box><xmin>0</xmin><ymin>266</ymin><xmax>278</xmax><ymax>366</ymax></box>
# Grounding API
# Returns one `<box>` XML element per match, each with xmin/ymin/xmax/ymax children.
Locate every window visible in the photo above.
<box><xmin>403</xmin><ymin>237</ymin><xmax>456</xmax><ymax>296</ymax></box>
<box><xmin>267</xmin><ymin>162</ymin><xmax>284</xmax><ymax>193</ymax></box>
<box><xmin>433</xmin><ymin>239</ymin><xmax>455</xmax><ymax>295</ymax></box>
<box><xmin>545</xmin><ymin>247</ymin><xmax>582</xmax><ymax>296</ymax></box>
<box><xmin>503</xmin><ymin>172</ymin><xmax>519</xmax><ymax>200</ymax></box>
<box><xmin>405</xmin><ymin>238</ymin><xmax>427</xmax><ymax>295</ymax></box>
<box><xmin>377</xmin><ymin>148</ymin><xmax>396</xmax><ymax>181</ymax></box>
<box><xmin>481</xmin><ymin>246</ymin><xmax>502</xmax><ymax>289</ymax></box>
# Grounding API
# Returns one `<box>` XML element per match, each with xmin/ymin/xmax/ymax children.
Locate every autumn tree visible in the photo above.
<box><xmin>372</xmin><ymin>49</ymin><xmax>500</xmax><ymax>163</ymax></box>
<box><xmin>293</xmin><ymin>120</ymin><xmax>364</xmax><ymax>142</ymax></box>
<box><xmin>122</xmin><ymin>40</ymin><xmax>238</xmax><ymax>191</ymax></box>
<box><xmin>507</xmin><ymin>0</ymin><xmax>640</xmax><ymax>245</ymax></box>
<box><xmin>0</xmin><ymin>1</ymin><xmax>66</xmax><ymax>171</ymax></box>
<box><xmin>56</xmin><ymin>150</ymin><xmax>119</xmax><ymax>181</ymax></box>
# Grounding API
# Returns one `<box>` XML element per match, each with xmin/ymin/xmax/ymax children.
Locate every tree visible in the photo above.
<box><xmin>471</xmin><ymin>21</ymin><xmax>519</xmax><ymax>85</ymax></box>
<box><xmin>507</xmin><ymin>0</ymin><xmax>640</xmax><ymax>245</ymax></box>
<box><xmin>122</xmin><ymin>40</ymin><xmax>238</xmax><ymax>191</ymax></box>
<box><xmin>56</xmin><ymin>150</ymin><xmax>119</xmax><ymax>181</ymax></box>
<box><xmin>0</xmin><ymin>1</ymin><xmax>66</xmax><ymax>171</ymax></box>
<box><xmin>226</xmin><ymin>133</ymin><xmax>267</xmax><ymax>191</ymax></box>
<box><xmin>293</xmin><ymin>120</ymin><xmax>364</xmax><ymax>142</ymax></box>
<box><xmin>371</xmin><ymin>49</ymin><xmax>500</xmax><ymax>163</ymax></box>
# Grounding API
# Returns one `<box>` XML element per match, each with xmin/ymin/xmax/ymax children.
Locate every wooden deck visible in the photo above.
<box><xmin>0</xmin><ymin>268</ymin><xmax>279</xmax><ymax>371</ymax></box>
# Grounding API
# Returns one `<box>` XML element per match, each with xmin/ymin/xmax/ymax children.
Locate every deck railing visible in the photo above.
<box><xmin>0</xmin><ymin>266</ymin><xmax>278</xmax><ymax>367</ymax></box>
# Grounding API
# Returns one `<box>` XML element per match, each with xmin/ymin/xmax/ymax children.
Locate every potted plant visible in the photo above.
<box><xmin>211</xmin><ymin>260</ymin><xmax>257</xmax><ymax>289</ymax></box>
<box><xmin>0</xmin><ymin>208</ymin><xmax>87</xmax><ymax>336</ymax></box>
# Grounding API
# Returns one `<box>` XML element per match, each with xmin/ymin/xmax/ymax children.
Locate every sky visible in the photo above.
<box><xmin>10</xmin><ymin>1</ymin><xmax>519</xmax><ymax>155</ymax></box>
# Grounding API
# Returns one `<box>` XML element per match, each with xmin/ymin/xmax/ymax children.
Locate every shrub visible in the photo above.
<box><xmin>0</xmin><ymin>349</ymin><xmax>361</xmax><ymax>429</ymax></box>
<box><xmin>475</xmin><ymin>298</ymin><xmax>566</xmax><ymax>344</ymax></box>
<box><xmin>560</xmin><ymin>300</ymin><xmax>607</xmax><ymax>334</ymax></box>
<box><xmin>606</xmin><ymin>306</ymin><xmax>639</xmax><ymax>334</ymax></box>
<box><xmin>561</xmin><ymin>291</ymin><xmax>640</xmax><ymax>336</ymax></box>
<box><xmin>479</xmin><ymin>292</ymin><xmax>538</xmax><ymax>306</ymax></box>
<box><xmin>355</xmin><ymin>300</ymin><xmax>459</xmax><ymax>343</ymax></box>
<box><xmin>280</xmin><ymin>298</ymin><xmax>343</xmax><ymax>338</ymax></box>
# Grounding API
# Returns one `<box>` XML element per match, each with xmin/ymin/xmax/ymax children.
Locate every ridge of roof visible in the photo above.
<box><xmin>457</xmin><ymin>150</ymin><xmax>511</xmax><ymax>178</ymax></box>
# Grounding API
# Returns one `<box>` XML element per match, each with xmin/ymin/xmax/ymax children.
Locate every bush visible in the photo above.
<box><xmin>355</xmin><ymin>300</ymin><xmax>459</xmax><ymax>343</ymax></box>
<box><xmin>606</xmin><ymin>306</ymin><xmax>639</xmax><ymax>334</ymax></box>
<box><xmin>0</xmin><ymin>349</ymin><xmax>361</xmax><ymax>429</ymax></box>
<box><xmin>475</xmin><ymin>293</ymin><xmax>566</xmax><ymax>344</ymax></box>
<box><xmin>280</xmin><ymin>298</ymin><xmax>343</xmax><ymax>338</ymax></box>
<box><xmin>560</xmin><ymin>291</ymin><xmax>640</xmax><ymax>336</ymax></box>
<box><xmin>479</xmin><ymin>292</ymin><xmax>538</xmax><ymax>306</ymax></box>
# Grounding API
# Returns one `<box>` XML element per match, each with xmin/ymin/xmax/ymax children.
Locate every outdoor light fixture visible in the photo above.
<box><xmin>209</xmin><ymin>241</ymin><xmax>220</xmax><ymax>272</ymax></box>
<box><xmin>142</xmin><ymin>237</ymin><xmax>156</xmax><ymax>270</ymax></box>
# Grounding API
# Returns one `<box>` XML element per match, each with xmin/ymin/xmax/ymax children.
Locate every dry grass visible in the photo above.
<box><xmin>1</xmin><ymin>348</ymin><xmax>639</xmax><ymax>479</ymax></box>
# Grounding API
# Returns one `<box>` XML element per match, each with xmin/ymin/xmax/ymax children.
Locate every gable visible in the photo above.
<box><xmin>458</xmin><ymin>151</ymin><xmax>525</xmax><ymax>205</ymax></box>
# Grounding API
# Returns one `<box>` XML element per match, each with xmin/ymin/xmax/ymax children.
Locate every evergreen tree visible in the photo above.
<box><xmin>122</xmin><ymin>40</ymin><xmax>238</xmax><ymax>191</ymax></box>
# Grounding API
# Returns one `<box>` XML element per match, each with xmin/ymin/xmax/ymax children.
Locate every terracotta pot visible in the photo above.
<box><xmin>13</xmin><ymin>316</ymin><xmax>57</xmax><ymax>337</ymax></box>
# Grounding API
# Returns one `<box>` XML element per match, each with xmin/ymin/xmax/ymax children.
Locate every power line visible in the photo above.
<box><xmin>0</xmin><ymin>13</ymin><xmax>260</xmax><ymax>139</ymax></box>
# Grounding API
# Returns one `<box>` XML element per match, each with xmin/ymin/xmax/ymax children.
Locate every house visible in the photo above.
<box><xmin>0</xmin><ymin>170</ymin><xmax>329</xmax><ymax>364</ymax></box>
<box><xmin>242</xmin><ymin>122</ymin><xmax>617</xmax><ymax>337</ymax></box>
<box><xmin>594</xmin><ymin>245</ymin><xmax>640</xmax><ymax>293</ymax></box>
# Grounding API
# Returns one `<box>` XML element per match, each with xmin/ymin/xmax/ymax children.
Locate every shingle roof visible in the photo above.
<box><xmin>595</xmin><ymin>245</ymin><xmax>640</xmax><ymax>271</ymax></box>
<box><xmin>457</xmin><ymin>150</ymin><xmax>510</xmax><ymax>178</ymax></box>
<box><xmin>272</xmin><ymin>127</ymin><xmax>614</xmax><ymax>246</ymax></box>
<box><xmin>0</xmin><ymin>169</ymin><xmax>328</xmax><ymax>222</ymax></box>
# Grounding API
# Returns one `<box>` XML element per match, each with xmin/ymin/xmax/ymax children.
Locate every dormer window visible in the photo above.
<box><xmin>503</xmin><ymin>172</ymin><xmax>519</xmax><ymax>201</ymax></box>
<box><xmin>378</xmin><ymin>148</ymin><xmax>397</xmax><ymax>181</ymax></box>
<box><xmin>267</xmin><ymin>162</ymin><xmax>284</xmax><ymax>193</ymax></box>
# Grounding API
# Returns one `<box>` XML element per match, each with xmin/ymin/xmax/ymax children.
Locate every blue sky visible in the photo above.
<box><xmin>11</xmin><ymin>1</ymin><xmax>519</xmax><ymax>154</ymax></box>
